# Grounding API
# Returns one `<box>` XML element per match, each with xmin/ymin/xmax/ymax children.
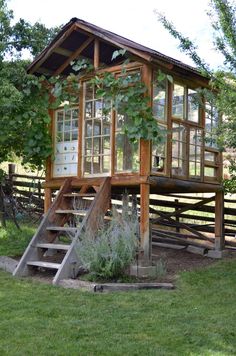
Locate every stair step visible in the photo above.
<box><xmin>55</xmin><ymin>209</ymin><xmax>88</xmax><ymax>215</ymax></box>
<box><xmin>27</xmin><ymin>261</ymin><xmax>61</xmax><ymax>269</ymax></box>
<box><xmin>46</xmin><ymin>227</ymin><xmax>78</xmax><ymax>232</ymax></box>
<box><xmin>37</xmin><ymin>243</ymin><xmax>70</xmax><ymax>250</ymax></box>
<box><xmin>63</xmin><ymin>193</ymin><xmax>96</xmax><ymax>197</ymax></box>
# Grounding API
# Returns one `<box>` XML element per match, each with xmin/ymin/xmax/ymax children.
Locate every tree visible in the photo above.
<box><xmin>0</xmin><ymin>0</ymin><xmax>60</xmax><ymax>170</ymax></box>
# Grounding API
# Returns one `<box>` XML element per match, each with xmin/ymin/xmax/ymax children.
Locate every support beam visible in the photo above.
<box><xmin>54</xmin><ymin>37</ymin><xmax>94</xmax><ymax>75</ymax></box>
<box><xmin>44</xmin><ymin>188</ymin><xmax>52</xmax><ymax>213</ymax></box>
<box><xmin>215</xmin><ymin>191</ymin><xmax>225</xmax><ymax>250</ymax></box>
<box><xmin>53</xmin><ymin>47</ymin><xmax>73</xmax><ymax>57</ymax></box>
<box><xmin>139</xmin><ymin>63</ymin><xmax>152</xmax><ymax>263</ymax></box>
<box><xmin>94</xmin><ymin>39</ymin><xmax>99</xmax><ymax>69</ymax></box>
<box><xmin>140</xmin><ymin>183</ymin><xmax>151</xmax><ymax>262</ymax></box>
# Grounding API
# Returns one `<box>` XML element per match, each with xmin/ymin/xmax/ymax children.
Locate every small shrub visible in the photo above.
<box><xmin>153</xmin><ymin>259</ymin><xmax>167</xmax><ymax>279</ymax></box>
<box><xmin>76</xmin><ymin>207</ymin><xmax>139</xmax><ymax>280</ymax></box>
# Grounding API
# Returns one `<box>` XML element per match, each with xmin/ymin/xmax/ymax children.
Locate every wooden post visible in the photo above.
<box><xmin>175</xmin><ymin>199</ymin><xmax>180</xmax><ymax>232</ymax></box>
<box><xmin>44</xmin><ymin>188</ymin><xmax>52</xmax><ymax>213</ymax></box>
<box><xmin>8</xmin><ymin>163</ymin><xmax>16</xmax><ymax>177</ymax></box>
<box><xmin>215</xmin><ymin>191</ymin><xmax>224</xmax><ymax>250</ymax></box>
<box><xmin>140</xmin><ymin>183</ymin><xmax>151</xmax><ymax>262</ymax></box>
<box><xmin>94</xmin><ymin>39</ymin><xmax>99</xmax><ymax>69</ymax></box>
<box><xmin>139</xmin><ymin>64</ymin><xmax>152</xmax><ymax>263</ymax></box>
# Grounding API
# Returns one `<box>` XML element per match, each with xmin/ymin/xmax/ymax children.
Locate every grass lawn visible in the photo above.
<box><xmin>0</xmin><ymin>221</ymin><xmax>36</xmax><ymax>257</ymax></box>
<box><xmin>1</xmin><ymin>223</ymin><xmax>236</xmax><ymax>355</ymax></box>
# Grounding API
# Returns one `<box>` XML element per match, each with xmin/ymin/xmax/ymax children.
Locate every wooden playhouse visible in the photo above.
<box><xmin>14</xmin><ymin>18</ymin><xmax>224</xmax><ymax>284</ymax></box>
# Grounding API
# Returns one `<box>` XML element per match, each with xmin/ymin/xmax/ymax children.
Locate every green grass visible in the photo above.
<box><xmin>0</xmin><ymin>221</ymin><xmax>36</xmax><ymax>257</ymax></box>
<box><xmin>0</xmin><ymin>259</ymin><xmax>236</xmax><ymax>355</ymax></box>
<box><xmin>1</xmin><ymin>222</ymin><xmax>236</xmax><ymax>355</ymax></box>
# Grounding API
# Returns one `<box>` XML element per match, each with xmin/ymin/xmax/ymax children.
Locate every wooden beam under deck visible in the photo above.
<box><xmin>43</xmin><ymin>175</ymin><xmax>149</xmax><ymax>189</ymax></box>
<box><xmin>149</xmin><ymin>176</ymin><xmax>222</xmax><ymax>194</ymax></box>
<box><xmin>43</xmin><ymin>175</ymin><xmax>222</xmax><ymax>194</ymax></box>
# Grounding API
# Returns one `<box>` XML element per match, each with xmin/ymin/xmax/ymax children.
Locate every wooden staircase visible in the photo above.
<box><xmin>13</xmin><ymin>177</ymin><xmax>111</xmax><ymax>284</ymax></box>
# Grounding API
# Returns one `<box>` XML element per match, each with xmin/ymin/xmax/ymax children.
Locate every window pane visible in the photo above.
<box><xmin>205</xmin><ymin>151</ymin><xmax>215</xmax><ymax>162</ymax></box>
<box><xmin>94</xmin><ymin>120</ymin><xmax>101</xmax><ymax>136</ymax></box>
<box><xmin>84</xmin><ymin>157</ymin><xmax>92</xmax><ymax>175</ymax></box>
<box><xmin>189</xmin><ymin>128</ymin><xmax>202</xmax><ymax>178</ymax></box>
<box><xmin>93</xmin><ymin>156</ymin><xmax>100</xmax><ymax>174</ymax></box>
<box><xmin>95</xmin><ymin>101</ymin><xmax>102</xmax><ymax>117</ymax></box>
<box><xmin>102</xmin><ymin>156</ymin><xmax>110</xmax><ymax>173</ymax></box>
<box><xmin>153</xmin><ymin>80</ymin><xmax>167</xmax><ymax>121</ymax></box>
<box><xmin>152</xmin><ymin>142</ymin><xmax>166</xmax><ymax>172</ymax></box>
<box><xmin>85</xmin><ymin>102</ymin><xmax>93</xmax><ymax>118</ymax></box>
<box><xmin>172</xmin><ymin>84</ymin><xmax>184</xmax><ymax>119</ymax></box>
<box><xmin>204</xmin><ymin>167</ymin><xmax>216</xmax><ymax>177</ymax></box>
<box><xmin>85</xmin><ymin>120</ymin><xmax>92</xmax><ymax>137</ymax></box>
<box><xmin>188</xmin><ymin>89</ymin><xmax>199</xmax><ymax>123</ymax></box>
<box><xmin>205</xmin><ymin>102</ymin><xmax>219</xmax><ymax>148</ymax></box>
<box><xmin>171</xmin><ymin>123</ymin><xmax>187</xmax><ymax>176</ymax></box>
<box><xmin>115</xmin><ymin>133</ymin><xmax>139</xmax><ymax>172</ymax></box>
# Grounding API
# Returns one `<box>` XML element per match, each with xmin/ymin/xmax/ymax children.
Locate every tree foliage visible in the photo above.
<box><xmin>0</xmin><ymin>0</ymin><xmax>61</xmax><ymax>170</ymax></box>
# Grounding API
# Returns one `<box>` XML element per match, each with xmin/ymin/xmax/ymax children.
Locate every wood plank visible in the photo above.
<box><xmin>27</xmin><ymin>261</ymin><xmax>60</xmax><ymax>269</ymax></box>
<box><xmin>63</xmin><ymin>193</ymin><xmax>96</xmax><ymax>197</ymax></box>
<box><xmin>154</xmin><ymin>210</ymin><xmax>212</xmax><ymax>241</ymax></box>
<box><xmin>37</xmin><ymin>243</ymin><xmax>70</xmax><ymax>250</ymax></box>
<box><xmin>215</xmin><ymin>191</ymin><xmax>225</xmax><ymax>250</ymax></box>
<box><xmin>54</xmin><ymin>37</ymin><xmax>94</xmax><ymax>75</ymax></box>
<box><xmin>55</xmin><ymin>209</ymin><xmax>87</xmax><ymax>215</ymax></box>
<box><xmin>152</xmin><ymin>231</ymin><xmax>214</xmax><ymax>249</ymax></box>
<box><xmin>152</xmin><ymin>242</ymin><xmax>186</xmax><ymax>250</ymax></box>
<box><xmin>53</xmin><ymin>47</ymin><xmax>73</xmax><ymax>57</ymax></box>
<box><xmin>46</xmin><ymin>227</ymin><xmax>78</xmax><ymax>232</ymax></box>
<box><xmin>152</xmin><ymin>196</ymin><xmax>215</xmax><ymax>223</ymax></box>
<box><xmin>43</xmin><ymin>175</ymin><xmax>149</xmax><ymax>188</ymax></box>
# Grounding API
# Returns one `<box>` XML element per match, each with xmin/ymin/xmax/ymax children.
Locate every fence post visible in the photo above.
<box><xmin>175</xmin><ymin>199</ymin><xmax>180</xmax><ymax>233</ymax></box>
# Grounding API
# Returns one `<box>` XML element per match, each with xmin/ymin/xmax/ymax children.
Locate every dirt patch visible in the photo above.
<box><xmin>152</xmin><ymin>246</ymin><xmax>236</xmax><ymax>282</ymax></box>
<box><xmin>5</xmin><ymin>247</ymin><xmax>236</xmax><ymax>288</ymax></box>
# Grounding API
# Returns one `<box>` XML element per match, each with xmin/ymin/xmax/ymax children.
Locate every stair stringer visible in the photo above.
<box><xmin>53</xmin><ymin>177</ymin><xmax>111</xmax><ymax>285</ymax></box>
<box><xmin>13</xmin><ymin>179</ymin><xmax>73</xmax><ymax>277</ymax></box>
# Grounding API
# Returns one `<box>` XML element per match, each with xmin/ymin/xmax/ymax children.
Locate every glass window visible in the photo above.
<box><xmin>188</xmin><ymin>89</ymin><xmax>199</xmax><ymax>123</ymax></box>
<box><xmin>171</xmin><ymin>123</ymin><xmax>187</xmax><ymax>176</ymax></box>
<box><xmin>153</xmin><ymin>79</ymin><xmax>167</xmax><ymax>122</ymax></box>
<box><xmin>205</xmin><ymin>102</ymin><xmax>219</xmax><ymax>148</ymax></box>
<box><xmin>152</xmin><ymin>142</ymin><xmax>166</xmax><ymax>173</ymax></box>
<box><xmin>115</xmin><ymin>114</ymin><xmax>139</xmax><ymax>173</ymax></box>
<box><xmin>204</xmin><ymin>167</ymin><xmax>216</xmax><ymax>177</ymax></box>
<box><xmin>53</xmin><ymin>107</ymin><xmax>79</xmax><ymax>177</ymax></box>
<box><xmin>172</xmin><ymin>84</ymin><xmax>184</xmax><ymax>119</ymax></box>
<box><xmin>189</xmin><ymin>128</ymin><xmax>202</xmax><ymax>178</ymax></box>
<box><xmin>83</xmin><ymin>82</ymin><xmax>111</xmax><ymax>176</ymax></box>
